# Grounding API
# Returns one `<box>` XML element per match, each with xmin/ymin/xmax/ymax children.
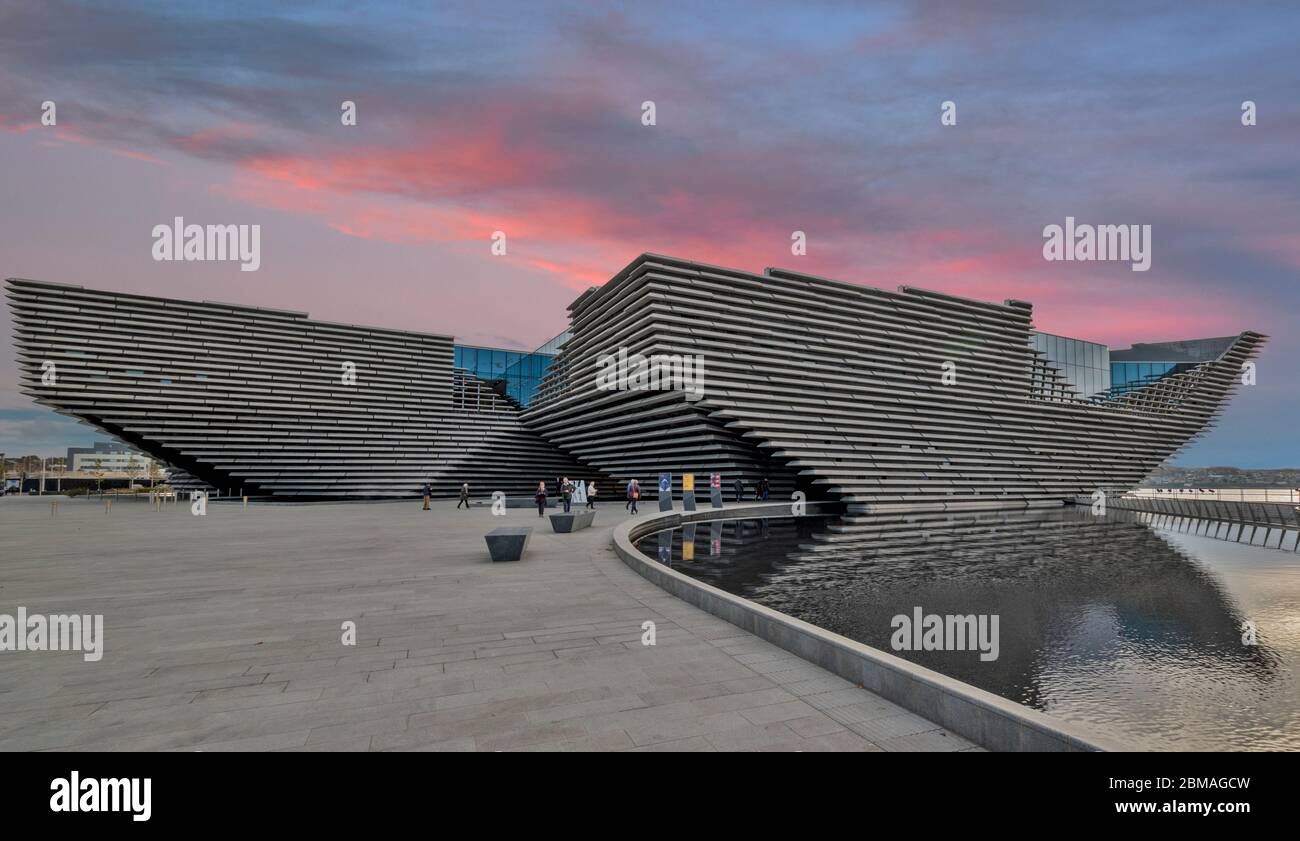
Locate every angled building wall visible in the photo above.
<box><xmin>6</xmin><ymin>278</ymin><xmax>595</xmax><ymax>499</ymax></box>
<box><xmin>522</xmin><ymin>254</ymin><xmax>1264</xmax><ymax>513</ymax></box>
<box><xmin>7</xmin><ymin>255</ymin><xmax>1263</xmax><ymax>508</ymax></box>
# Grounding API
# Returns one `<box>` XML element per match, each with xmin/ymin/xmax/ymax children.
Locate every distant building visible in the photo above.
<box><xmin>66</xmin><ymin>441</ymin><xmax>154</xmax><ymax>473</ymax></box>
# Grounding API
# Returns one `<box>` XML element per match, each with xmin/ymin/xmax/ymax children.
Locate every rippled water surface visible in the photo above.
<box><xmin>636</xmin><ymin>509</ymin><xmax>1300</xmax><ymax>750</ymax></box>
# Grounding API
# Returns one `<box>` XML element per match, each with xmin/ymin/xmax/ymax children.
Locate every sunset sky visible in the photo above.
<box><xmin>1</xmin><ymin>0</ymin><xmax>1296</xmax><ymax>465</ymax></box>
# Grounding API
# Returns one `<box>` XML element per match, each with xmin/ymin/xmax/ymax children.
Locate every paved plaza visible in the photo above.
<box><xmin>0</xmin><ymin>494</ymin><xmax>977</xmax><ymax>751</ymax></box>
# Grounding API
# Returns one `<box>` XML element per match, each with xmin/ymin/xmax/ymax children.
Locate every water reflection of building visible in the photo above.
<box><xmin>641</xmin><ymin>508</ymin><xmax>1281</xmax><ymax>749</ymax></box>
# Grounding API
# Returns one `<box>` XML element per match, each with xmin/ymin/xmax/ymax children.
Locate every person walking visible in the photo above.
<box><xmin>626</xmin><ymin>478</ymin><xmax>640</xmax><ymax>514</ymax></box>
<box><xmin>733</xmin><ymin>477</ymin><xmax>744</xmax><ymax>502</ymax></box>
<box><xmin>422</xmin><ymin>481</ymin><xmax>431</xmax><ymax>511</ymax></box>
<box><xmin>759</xmin><ymin>477</ymin><xmax>770</xmax><ymax>501</ymax></box>
<box><xmin>457</xmin><ymin>482</ymin><xmax>470</xmax><ymax>509</ymax></box>
<box><xmin>535</xmin><ymin>481</ymin><xmax>547</xmax><ymax>517</ymax></box>
<box><xmin>561</xmin><ymin>476</ymin><xmax>572</xmax><ymax>513</ymax></box>
<box><xmin>586</xmin><ymin>481</ymin><xmax>597</xmax><ymax>509</ymax></box>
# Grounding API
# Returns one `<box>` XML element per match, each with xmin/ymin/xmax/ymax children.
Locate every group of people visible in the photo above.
<box><xmin>533</xmin><ymin>477</ymin><xmax>645</xmax><ymax>516</ymax></box>
<box><xmin>428</xmin><ymin>474</ymin><xmax>773</xmax><ymax>516</ymax></box>
<box><xmin>534</xmin><ymin>477</ymin><xmax>599</xmax><ymax>517</ymax></box>
<box><xmin>423</xmin><ymin>482</ymin><xmax>475</xmax><ymax>511</ymax></box>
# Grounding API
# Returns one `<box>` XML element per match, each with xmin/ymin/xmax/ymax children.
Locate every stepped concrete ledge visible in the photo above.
<box><xmin>1</xmin><ymin>494</ymin><xmax>977</xmax><ymax>752</ymax></box>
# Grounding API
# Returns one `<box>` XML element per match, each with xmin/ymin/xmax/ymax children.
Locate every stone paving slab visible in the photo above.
<box><xmin>0</xmin><ymin>494</ymin><xmax>978</xmax><ymax>751</ymax></box>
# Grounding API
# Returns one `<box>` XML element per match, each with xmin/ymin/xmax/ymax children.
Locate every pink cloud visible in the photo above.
<box><xmin>212</xmin><ymin>145</ymin><xmax>1257</xmax><ymax>345</ymax></box>
<box><xmin>171</xmin><ymin>122</ymin><xmax>259</xmax><ymax>156</ymax></box>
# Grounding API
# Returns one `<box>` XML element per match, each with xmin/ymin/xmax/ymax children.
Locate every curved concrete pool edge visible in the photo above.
<box><xmin>612</xmin><ymin>503</ymin><xmax>1125</xmax><ymax>753</ymax></box>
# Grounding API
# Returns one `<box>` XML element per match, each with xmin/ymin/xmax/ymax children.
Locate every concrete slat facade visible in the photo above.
<box><xmin>8</xmin><ymin>253</ymin><xmax>1263</xmax><ymax>507</ymax></box>
<box><xmin>7</xmin><ymin>278</ymin><xmax>594</xmax><ymax>499</ymax></box>
<box><xmin>523</xmin><ymin>254</ymin><xmax>1264</xmax><ymax>512</ymax></box>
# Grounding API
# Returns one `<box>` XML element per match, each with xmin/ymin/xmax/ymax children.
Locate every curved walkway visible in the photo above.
<box><xmin>0</xmin><ymin>495</ymin><xmax>974</xmax><ymax>751</ymax></box>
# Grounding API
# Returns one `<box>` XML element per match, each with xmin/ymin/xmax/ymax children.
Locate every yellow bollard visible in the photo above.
<box><xmin>242</xmin><ymin>495</ymin><xmax>248</xmax><ymax>507</ymax></box>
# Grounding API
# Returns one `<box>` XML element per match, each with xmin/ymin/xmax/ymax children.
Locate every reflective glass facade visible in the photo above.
<box><xmin>453</xmin><ymin>333</ymin><xmax>569</xmax><ymax>406</ymax></box>
<box><xmin>453</xmin><ymin>345</ymin><xmax>557</xmax><ymax>407</ymax></box>
<box><xmin>1110</xmin><ymin>361</ymin><xmax>1190</xmax><ymax>396</ymax></box>
<box><xmin>1029</xmin><ymin>332</ymin><xmax>1111</xmax><ymax>398</ymax></box>
<box><xmin>1105</xmin><ymin>337</ymin><xmax>1236</xmax><ymax>398</ymax></box>
<box><xmin>533</xmin><ymin>331</ymin><xmax>570</xmax><ymax>356</ymax></box>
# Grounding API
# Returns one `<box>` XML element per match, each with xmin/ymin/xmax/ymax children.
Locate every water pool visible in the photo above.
<box><xmin>636</xmin><ymin>508</ymin><xmax>1300</xmax><ymax>750</ymax></box>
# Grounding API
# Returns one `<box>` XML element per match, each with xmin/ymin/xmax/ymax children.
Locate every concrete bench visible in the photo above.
<box><xmin>504</xmin><ymin>496</ymin><xmax>554</xmax><ymax>509</ymax></box>
<box><xmin>548</xmin><ymin>510</ymin><xmax>596</xmax><ymax>533</ymax></box>
<box><xmin>484</xmin><ymin>527</ymin><xmax>532</xmax><ymax>562</ymax></box>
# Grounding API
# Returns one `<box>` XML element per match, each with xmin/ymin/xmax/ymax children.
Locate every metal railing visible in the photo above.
<box><xmin>1130</xmin><ymin>487</ymin><xmax>1300</xmax><ymax>504</ymax></box>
